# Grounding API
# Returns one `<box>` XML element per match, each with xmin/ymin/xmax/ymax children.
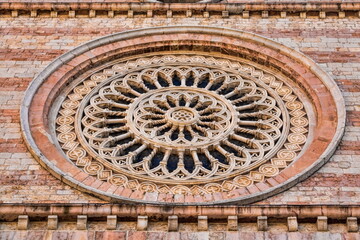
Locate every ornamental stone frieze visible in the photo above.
<box><xmin>21</xmin><ymin>26</ymin><xmax>345</xmax><ymax>205</ymax></box>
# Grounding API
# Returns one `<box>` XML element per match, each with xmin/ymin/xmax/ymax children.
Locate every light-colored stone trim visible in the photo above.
<box><xmin>257</xmin><ymin>216</ymin><xmax>267</xmax><ymax>231</ymax></box>
<box><xmin>198</xmin><ymin>216</ymin><xmax>208</xmax><ymax>231</ymax></box>
<box><xmin>106</xmin><ymin>215</ymin><xmax>117</xmax><ymax>230</ymax></box>
<box><xmin>2</xmin><ymin>204</ymin><xmax>360</xmax><ymax>224</ymax></box>
<box><xmin>1</xmin><ymin>2</ymin><xmax>360</xmax><ymax>18</ymax></box>
<box><xmin>17</xmin><ymin>215</ymin><xmax>29</xmax><ymax>230</ymax></box>
<box><xmin>168</xmin><ymin>216</ymin><xmax>178</xmax><ymax>232</ymax></box>
<box><xmin>47</xmin><ymin>215</ymin><xmax>58</xmax><ymax>230</ymax></box>
<box><xmin>347</xmin><ymin>217</ymin><xmax>358</xmax><ymax>232</ymax></box>
<box><xmin>137</xmin><ymin>216</ymin><xmax>148</xmax><ymax>231</ymax></box>
<box><xmin>317</xmin><ymin>216</ymin><xmax>328</xmax><ymax>231</ymax></box>
<box><xmin>287</xmin><ymin>216</ymin><xmax>298</xmax><ymax>232</ymax></box>
<box><xmin>227</xmin><ymin>216</ymin><xmax>238</xmax><ymax>231</ymax></box>
<box><xmin>77</xmin><ymin>215</ymin><xmax>88</xmax><ymax>230</ymax></box>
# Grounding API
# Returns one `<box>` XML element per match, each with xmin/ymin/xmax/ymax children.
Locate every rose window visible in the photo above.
<box><xmin>59</xmin><ymin>55</ymin><xmax>304</xmax><ymax>189</ymax></box>
<box><xmin>22</xmin><ymin>27</ymin><xmax>344</xmax><ymax>204</ymax></box>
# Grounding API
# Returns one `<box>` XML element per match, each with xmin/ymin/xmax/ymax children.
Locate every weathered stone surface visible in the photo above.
<box><xmin>77</xmin><ymin>215</ymin><xmax>87</xmax><ymax>230</ymax></box>
<box><xmin>17</xmin><ymin>215</ymin><xmax>28</xmax><ymax>230</ymax></box>
<box><xmin>47</xmin><ymin>215</ymin><xmax>58</xmax><ymax>230</ymax></box>
<box><xmin>287</xmin><ymin>217</ymin><xmax>298</xmax><ymax>232</ymax></box>
<box><xmin>0</xmin><ymin>14</ymin><xmax>355</xmax><ymax>206</ymax></box>
<box><xmin>0</xmin><ymin>1</ymin><xmax>359</xmax><ymax>237</ymax></box>
<box><xmin>95</xmin><ymin>231</ymin><xmax>126</xmax><ymax>240</ymax></box>
<box><xmin>168</xmin><ymin>216</ymin><xmax>178</xmax><ymax>232</ymax></box>
<box><xmin>317</xmin><ymin>216</ymin><xmax>328</xmax><ymax>232</ymax></box>
<box><xmin>227</xmin><ymin>216</ymin><xmax>238</xmax><ymax>231</ymax></box>
<box><xmin>257</xmin><ymin>216</ymin><xmax>267</xmax><ymax>231</ymax></box>
<box><xmin>198</xmin><ymin>216</ymin><xmax>208</xmax><ymax>232</ymax></box>
<box><xmin>347</xmin><ymin>217</ymin><xmax>358</xmax><ymax>232</ymax></box>
<box><xmin>137</xmin><ymin>216</ymin><xmax>148</xmax><ymax>231</ymax></box>
<box><xmin>106</xmin><ymin>215</ymin><xmax>117</xmax><ymax>230</ymax></box>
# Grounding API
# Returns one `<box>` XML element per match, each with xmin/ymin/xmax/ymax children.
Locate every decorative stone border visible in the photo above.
<box><xmin>1</xmin><ymin>204</ymin><xmax>360</xmax><ymax>232</ymax></box>
<box><xmin>6</xmin><ymin>215</ymin><xmax>360</xmax><ymax>232</ymax></box>
<box><xmin>2</xmin><ymin>2</ymin><xmax>360</xmax><ymax>18</ymax></box>
<box><xmin>21</xmin><ymin>26</ymin><xmax>345</xmax><ymax>205</ymax></box>
<box><xmin>2</xmin><ymin>204</ymin><xmax>360</xmax><ymax>220</ymax></box>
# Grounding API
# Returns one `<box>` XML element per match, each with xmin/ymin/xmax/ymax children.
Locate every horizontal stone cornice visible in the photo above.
<box><xmin>1</xmin><ymin>204</ymin><xmax>360</xmax><ymax>220</ymax></box>
<box><xmin>2</xmin><ymin>2</ymin><xmax>360</xmax><ymax>18</ymax></box>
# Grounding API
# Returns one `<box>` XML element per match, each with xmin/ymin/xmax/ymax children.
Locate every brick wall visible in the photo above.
<box><xmin>0</xmin><ymin>14</ymin><xmax>359</xmax><ymax>205</ymax></box>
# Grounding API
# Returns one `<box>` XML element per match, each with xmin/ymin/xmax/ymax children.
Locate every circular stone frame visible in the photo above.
<box><xmin>21</xmin><ymin>26</ymin><xmax>345</xmax><ymax>205</ymax></box>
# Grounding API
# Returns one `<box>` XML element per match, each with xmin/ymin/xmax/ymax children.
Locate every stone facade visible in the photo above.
<box><xmin>0</xmin><ymin>1</ymin><xmax>360</xmax><ymax>239</ymax></box>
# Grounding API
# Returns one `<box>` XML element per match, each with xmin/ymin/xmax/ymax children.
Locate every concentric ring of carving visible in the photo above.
<box><xmin>57</xmin><ymin>54</ymin><xmax>309</xmax><ymax>194</ymax></box>
<box><xmin>129</xmin><ymin>87</ymin><xmax>236</xmax><ymax>149</ymax></box>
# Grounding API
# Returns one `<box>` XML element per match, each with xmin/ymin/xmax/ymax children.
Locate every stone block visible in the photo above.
<box><xmin>227</xmin><ymin>216</ymin><xmax>238</xmax><ymax>231</ymax></box>
<box><xmin>128</xmin><ymin>10</ymin><xmax>134</xmax><ymax>18</ymax></box>
<box><xmin>107</xmin><ymin>215</ymin><xmax>117</xmax><ymax>230</ymax></box>
<box><xmin>203</xmin><ymin>12</ymin><xmax>209</xmax><ymax>18</ymax></box>
<box><xmin>317</xmin><ymin>216</ymin><xmax>328</xmax><ymax>231</ymax></box>
<box><xmin>186</xmin><ymin>10</ymin><xmax>192</xmax><ymax>17</ymax></box>
<box><xmin>243</xmin><ymin>11</ymin><xmax>249</xmax><ymax>18</ymax></box>
<box><xmin>137</xmin><ymin>216</ymin><xmax>148</xmax><ymax>231</ymax></box>
<box><xmin>77</xmin><ymin>215</ymin><xmax>87</xmax><ymax>230</ymax></box>
<box><xmin>18</xmin><ymin>215</ymin><xmax>29</xmax><ymax>230</ymax></box>
<box><xmin>319</xmin><ymin>11</ymin><xmax>326</xmax><ymax>19</ymax></box>
<box><xmin>287</xmin><ymin>216</ymin><xmax>298</xmax><ymax>232</ymax></box>
<box><xmin>50</xmin><ymin>11</ymin><xmax>58</xmax><ymax>18</ymax></box>
<box><xmin>11</xmin><ymin>11</ymin><xmax>18</xmax><ymax>18</ymax></box>
<box><xmin>339</xmin><ymin>12</ymin><xmax>345</xmax><ymax>18</ymax></box>
<box><xmin>168</xmin><ymin>215</ymin><xmax>178</xmax><ymax>232</ymax></box>
<box><xmin>108</xmin><ymin>11</ymin><xmax>114</xmax><ymax>18</ymax></box>
<box><xmin>257</xmin><ymin>216</ymin><xmax>267</xmax><ymax>231</ymax></box>
<box><xmin>300</xmin><ymin>12</ymin><xmax>306</xmax><ymax>19</ymax></box>
<box><xmin>30</xmin><ymin>10</ymin><xmax>37</xmax><ymax>18</ymax></box>
<box><xmin>347</xmin><ymin>217</ymin><xmax>358</xmax><ymax>232</ymax></box>
<box><xmin>198</xmin><ymin>216</ymin><xmax>208</xmax><ymax>231</ymax></box>
<box><xmin>69</xmin><ymin>10</ymin><xmax>75</xmax><ymax>18</ymax></box>
<box><xmin>167</xmin><ymin>10</ymin><xmax>172</xmax><ymax>18</ymax></box>
<box><xmin>47</xmin><ymin>215</ymin><xmax>58</xmax><ymax>230</ymax></box>
<box><xmin>147</xmin><ymin>10</ymin><xmax>153</xmax><ymax>18</ymax></box>
<box><xmin>262</xmin><ymin>11</ymin><xmax>268</xmax><ymax>18</ymax></box>
<box><xmin>89</xmin><ymin>10</ymin><xmax>96</xmax><ymax>18</ymax></box>
<box><xmin>280</xmin><ymin>11</ymin><xmax>286</xmax><ymax>18</ymax></box>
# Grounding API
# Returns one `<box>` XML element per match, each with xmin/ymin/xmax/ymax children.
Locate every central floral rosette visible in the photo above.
<box><xmin>127</xmin><ymin>87</ymin><xmax>236</xmax><ymax>149</ymax></box>
<box><xmin>168</xmin><ymin>107</ymin><xmax>197</xmax><ymax>124</ymax></box>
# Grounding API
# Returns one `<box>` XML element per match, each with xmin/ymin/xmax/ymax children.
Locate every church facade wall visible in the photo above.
<box><xmin>0</xmin><ymin>2</ymin><xmax>359</xmax><ymax>238</ymax></box>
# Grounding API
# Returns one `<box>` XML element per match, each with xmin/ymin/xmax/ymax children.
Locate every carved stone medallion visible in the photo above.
<box><xmin>57</xmin><ymin>55</ymin><xmax>306</xmax><ymax>193</ymax></box>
